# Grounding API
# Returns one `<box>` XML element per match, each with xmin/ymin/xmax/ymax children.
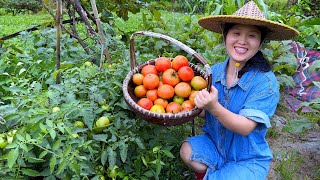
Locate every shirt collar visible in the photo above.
<box><xmin>213</xmin><ymin>57</ymin><xmax>257</xmax><ymax>91</ymax></box>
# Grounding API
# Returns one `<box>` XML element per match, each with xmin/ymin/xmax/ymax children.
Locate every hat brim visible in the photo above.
<box><xmin>198</xmin><ymin>15</ymin><xmax>299</xmax><ymax>40</ymax></box>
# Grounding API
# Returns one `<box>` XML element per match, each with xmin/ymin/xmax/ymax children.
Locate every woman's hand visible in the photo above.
<box><xmin>194</xmin><ymin>86</ymin><xmax>219</xmax><ymax>112</ymax></box>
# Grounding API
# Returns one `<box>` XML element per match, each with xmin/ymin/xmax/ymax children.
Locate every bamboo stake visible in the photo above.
<box><xmin>89</xmin><ymin>0</ymin><xmax>111</xmax><ymax>70</ymax></box>
<box><xmin>56</xmin><ymin>0</ymin><xmax>62</xmax><ymax>84</ymax></box>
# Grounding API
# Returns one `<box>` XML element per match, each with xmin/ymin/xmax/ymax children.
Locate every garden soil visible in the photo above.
<box><xmin>267</xmin><ymin>110</ymin><xmax>320</xmax><ymax>180</ymax></box>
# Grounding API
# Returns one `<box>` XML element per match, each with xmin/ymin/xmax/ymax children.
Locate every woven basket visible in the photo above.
<box><xmin>123</xmin><ymin>31</ymin><xmax>212</xmax><ymax>126</ymax></box>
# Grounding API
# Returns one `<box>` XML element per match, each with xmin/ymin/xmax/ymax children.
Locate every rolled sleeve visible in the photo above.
<box><xmin>239</xmin><ymin>109</ymin><xmax>270</xmax><ymax>128</ymax></box>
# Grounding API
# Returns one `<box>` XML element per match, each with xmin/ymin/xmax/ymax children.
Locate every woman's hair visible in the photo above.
<box><xmin>222</xmin><ymin>23</ymin><xmax>272</xmax><ymax>78</ymax></box>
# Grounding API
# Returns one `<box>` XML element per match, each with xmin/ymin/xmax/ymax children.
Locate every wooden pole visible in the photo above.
<box><xmin>56</xmin><ymin>0</ymin><xmax>62</xmax><ymax>84</ymax></box>
<box><xmin>89</xmin><ymin>0</ymin><xmax>111</xmax><ymax>70</ymax></box>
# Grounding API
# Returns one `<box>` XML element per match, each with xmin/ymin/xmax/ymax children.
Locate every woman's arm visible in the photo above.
<box><xmin>194</xmin><ymin>86</ymin><xmax>257</xmax><ymax>136</ymax></box>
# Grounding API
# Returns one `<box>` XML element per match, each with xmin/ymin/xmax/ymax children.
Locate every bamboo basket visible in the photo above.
<box><xmin>123</xmin><ymin>31</ymin><xmax>212</xmax><ymax>126</ymax></box>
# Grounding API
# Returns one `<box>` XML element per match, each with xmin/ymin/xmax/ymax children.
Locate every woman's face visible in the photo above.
<box><xmin>225</xmin><ymin>24</ymin><xmax>262</xmax><ymax>64</ymax></box>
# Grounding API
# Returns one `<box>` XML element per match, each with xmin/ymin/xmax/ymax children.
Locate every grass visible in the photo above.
<box><xmin>0</xmin><ymin>11</ymin><xmax>52</xmax><ymax>38</ymax></box>
<box><xmin>274</xmin><ymin>150</ymin><xmax>304</xmax><ymax>180</ymax></box>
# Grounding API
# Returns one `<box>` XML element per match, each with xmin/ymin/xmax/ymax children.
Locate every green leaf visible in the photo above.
<box><xmin>49</xmin><ymin>156</ymin><xmax>57</xmax><ymax>173</ymax></box>
<box><xmin>52</xmin><ymin>138</ymin><xmax>62</xmax><ymax>151</ymax></box>
<box><xmin>101</xmin><ymin>149</ymin><xmax>108</xmax><ymax>166</ymax></box>
<box><xmin>21</xmin><ymin>168</ymin><xmax>40</xmax><ymax>177</ymax></box>
<box><xmin>309</xmin><ymin>60</ymin><xmax>320</xmax><ymax>72</ymax></box>
<box><xmin>313</xmin><ymin>81</ymin><xmax>320</xmax><ymax>88</ymax></box>
<box><xmin>141</xmin><ymin>155</ymin><xmax>148</xmax><ymax>167</ymax></box>
<box><xmin>25</xmin><ymin>156</ymin><xmax>45</xmax><ymax>163</ymax></box>
<box><xmin>92</xmin><ymin>134</ymin><xmax>108</xmax><ymax>142</ymax></box>
<box><xmin>63</xmin><ymin>145</ymin><xmax>71</xmax><ymax>156</ymax></box>
<box><xmin>156</xmin><ymin>158</ymin><xmax>161</xmax><ymax>176</ymax></box>
<box><xmin>161</xmin><ymin>150</ymin><xmax>175</xmax><ymax>158</ymax></box>
<box><xmin>152</xmin><ymin>146</ymin><xmax>161</xmax><ymax>153</ymax></box>
<box><xmin>70</xmin><ymin>162</ymin><xmax>81</xmax><ymax>175</ymax></box>
<box><xmin>282</xmin><ymin>118</ymin><xmax>314</xmax><ymax>133</ymax></box>
<box><xmin>19</xmin><ymin>68</ymin><xmax>26</xmax><ymax>75</ymax></box>
<box><xmin>107</xmin><ymin>146</ymin><xmax>116</xmax><ymax>168</ymax></box>
<box><xmin>57</xmin><ymin>159</ymin><xmax>67</xmax><ymax>174</ymax></box>
<box><xmin>143</xmin><ymin>170</ymin><xmax>154</xmax><ymax>177</ymax></box>
<box><xmin>48</xmin><ymin>129</ymin><xmax>56</xmax><ymax>139</ymax></box>
<box><xmin>119</xmin><ymin>141</ymin><xmax>128</xmax><ymax>163</ymax></box>
<box><xmin>134</xmin><ymin>137</ymin><xmax>145</xmax><ymax>149</ymax></box>
<box><xmin>7</xmin><ymin>148</ymin><xmax>19</xmax><ymax>168</ymax></box>
<box><xmin>39</xmin><ymin>151</ymin><xmax>48</xmax><ymax>158</ymax></box>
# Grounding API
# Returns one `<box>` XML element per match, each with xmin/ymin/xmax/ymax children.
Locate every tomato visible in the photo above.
<box><xmin>96</xmin><ymin>117</ymin><xmax>110</xmax><ymax>128</ymax></box>
<box><xmin>166</xmin><ymin>102</ymin><xmax>182</xmax><ymax>114</ymax></box>
<box><xmin>162</xmin><ymin>68</ymin><xmax>180</xmax><ymax>87</ymax></box>
<box><xmin>137</xmin><ymin>98</ymin><xmax>153</xmax><ymax>110</ymax></box>
<box><xmin>101</xmin><ymin>105</ymin><xmax>110</xmax><ymax>111</ymax></box>
<box><xmin>108</xmin><ymin>165</ymin><xmax>118</xmax><ymax>179</ymax></box>
<box><xmin>155</xmin><ymin>57</ymin><xmax>171</xmax><ymax>72</ymax></box>
<box><xmin>109</xmin><ymin>169</ymin><xmax>117</xmax><ymax>179</ymax></box>
<box><xmin>178</xmin><ymin>66</ymin><xmax>194</xmax><ymax>82</ymax></box>
<box><xmin>143</xmin><ymin>74</ymin><xmax>160</xmax><ymax>90</ymax></box>
<box><xmin>171</xmin><ymin>55</ymin><xmax>188</xmax><ymax>71</ymax></box>
<box><xmin>84</xmin><ymin>61</ymin><xmax>92</xmax><ymax>66</ymax></box>
<box><xmin>190</xmin><ymin>76</ymin><xmax>207</xmax><ymax>90</ymax></box>
<box><xmin>0</xmin><ymin>134</ymin><xmax>8</xmax><ymax>149</ymax></box>
<box><xmin>74</xmin><ymin>121</ymin><xmax>85</xmax><ymax>128</ymax></box>
<box><xmin>52</xmin><ymin>107</ymin><xmax>60</xmax><ymax>113</ymax></box>
<box><xmin>95</xmin><ymin>165</ymin><xmax>105</xmax><ymax>175</ymax></box>
<box><xmin>150</xmin><ymin>104</ymin><xmax>165</xmax><ymax>113</ymax></box>
<box><xmin>174</xmin><ymin>82</ymin><xmax>191</xmax><ymax>98</ymax></box>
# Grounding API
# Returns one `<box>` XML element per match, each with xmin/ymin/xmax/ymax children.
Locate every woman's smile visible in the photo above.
<box><xmin>225</xmin><ymin>24</ymin><xmax>262</xmax><ymax>66</ymax></box>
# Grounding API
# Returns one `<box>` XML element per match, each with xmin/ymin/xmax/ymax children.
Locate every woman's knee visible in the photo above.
<box><xmin>180</xmin><ymin>142</ymin><xmax>191</xmax><ymax>163</ymax></box>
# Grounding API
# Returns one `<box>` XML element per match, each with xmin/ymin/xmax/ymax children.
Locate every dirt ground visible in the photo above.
<box><xmin>267</xmin><ymin>110</ymin><xmax>320</xmax><ymax>180</ymax></box>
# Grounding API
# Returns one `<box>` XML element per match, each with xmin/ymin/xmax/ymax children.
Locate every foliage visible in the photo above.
<box><xmin>274</xmin><ymin>151</ymin><xmax>303</xmax><ymax>180</ymax></box>
<box><xmin>0</xmin><ymin>0</ymin><xmax>319</xmax><ymax>179</ymax></box>
<box><xmin>1</xmin><ymin>0</ymin><xmax>42</xmax><ymax>15</ymax></box>
<box><xmin>0</xmin><ymin>24</ymin><xmax>191</xmax><ymax>178</ymax></box>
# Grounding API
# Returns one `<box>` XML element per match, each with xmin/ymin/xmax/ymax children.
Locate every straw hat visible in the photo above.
<box><xmin>198</xmin><ymin>1</ymin><xmax>299</xmax><ymax>40</ymax></box>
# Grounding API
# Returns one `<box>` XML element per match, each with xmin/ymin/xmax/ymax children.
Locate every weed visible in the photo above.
<box><xmin>275</xmin><ymin>151</ymin><xmax>303</xmax><ymax>180</ymax></box>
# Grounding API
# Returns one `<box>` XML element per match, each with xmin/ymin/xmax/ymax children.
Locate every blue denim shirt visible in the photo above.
<box><xmin>202</xmin><ymin>57</ymin><xmax>279</xmax><ymax>164</ymax></box>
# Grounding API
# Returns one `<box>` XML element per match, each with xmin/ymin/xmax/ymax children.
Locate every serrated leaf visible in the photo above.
<box><xmin>21</xmin><ymin>168</ymin><xmax>40</xmax><ymax>176</ymax></box>
<box><xmin>57</xmin><ymin>159</ymin><xmax>67</xmax><ymax>174</ymax></box>
<box><xmin>25</xmin><ymin>156</ymin><xmax>45</xmax><ymax>163</ymax></box>
<box><xmin>107</xmin><ymin>146</ymin><xmax>116</xmax><ymax>168</ymax></box>
<box><xmin>19</xmin><ymin>143</ymin><xmax>29</xmax><ymax>152</ymax></box>
<box><xmin>101</xmin><ymin>149</ymin><xmax>108</xmax><ymax>166</ymax></box>
<box><xmin>39</xmin><ymin>151</ymin><xmax>48</xmax><ymax>158</ymax></box>
<box><xmin>141</xmin><ymin>155</ymin><xmax>148</xmax><ymax>167</ymax></box>
<box><xmin>152</xmin><ymin>146</ymin><xmax>161</xmax><ymax>153</ymax></box>
<box><xmin>144</xmin><ymin>170</ymin><xmax>154</xmax><ymax>177</ymax></box>
<box><xmin>57</xmin><ymin>122</ymin><xmax>64</xmax><ymax>133</ymax></box>
<box><xmin>19</xmin><ymin>68</ymin><xmax>26</xmax><ymax>75</ymax></box>
<box><xmin>47</xmin><ymin>119</ymin><xmax>55</xmax><ymax>127</ymax></box>
<box><xmin>162</xmin><ymin>150</ymin><xmax>175</xmax><ymax>158</ymax></box>
<box><xmin>52</xmin><ymin>138</ymin><xmax>62</xmax><ymax>151</ymax></box>
<box><xmin>50</xmin><ymin>156</ymin><xmax>57</xmax><ymax>173</ymax></box>
<box><xmin>70</xmin><ymin>162</ymin><xmax>80</xmax><ymax>175</ymax></box>
<box><xmin>49</xmin><ymin>129</ymin><xmax>56</xmax><ymax>139</ymax></box>
<box><xmin>156</xmin><ymin>158</ymin><xmax>161</xmax><ymax>176</ymax></box>
<box><xmin>120</xmin><ymin>141</ymin><xmax>128</xmax><ymax>162</ymax></box>
<box><xmin>92</xmin><ymin>134</ymin><xmax>108</xmax><ymax>142</ymax></box>
<box><xmin>134</xmin><ymin>137</ymin><xmax>145</xmax><ymax>149</ymax></box>
<box><xmin>7</xmin><ymin>148</ymin><xmax>19</xmax><ymax>168</ymax></box>
<box><xmin>63</xmin><ymin>145</ymin><xmax>71</xmax><ymax>157</ymax></box>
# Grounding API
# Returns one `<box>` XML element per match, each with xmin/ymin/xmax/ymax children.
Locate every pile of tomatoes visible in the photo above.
<box><xmin>132</xmin><ymin>55</ymin><xmax>207</xmax><ymax>114</ymax></box>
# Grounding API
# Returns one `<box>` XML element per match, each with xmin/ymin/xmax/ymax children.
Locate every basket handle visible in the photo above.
<box><xmin>129</xmin><ymin>31</ymin><xmax>212</xmax><ymax>91</ymax></box>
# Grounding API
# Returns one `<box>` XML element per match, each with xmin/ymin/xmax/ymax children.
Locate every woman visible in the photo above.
<box><xmin>180</xmin><ymin>1</ymin><xmax>299</xmax><ymax>179</ymax></box>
